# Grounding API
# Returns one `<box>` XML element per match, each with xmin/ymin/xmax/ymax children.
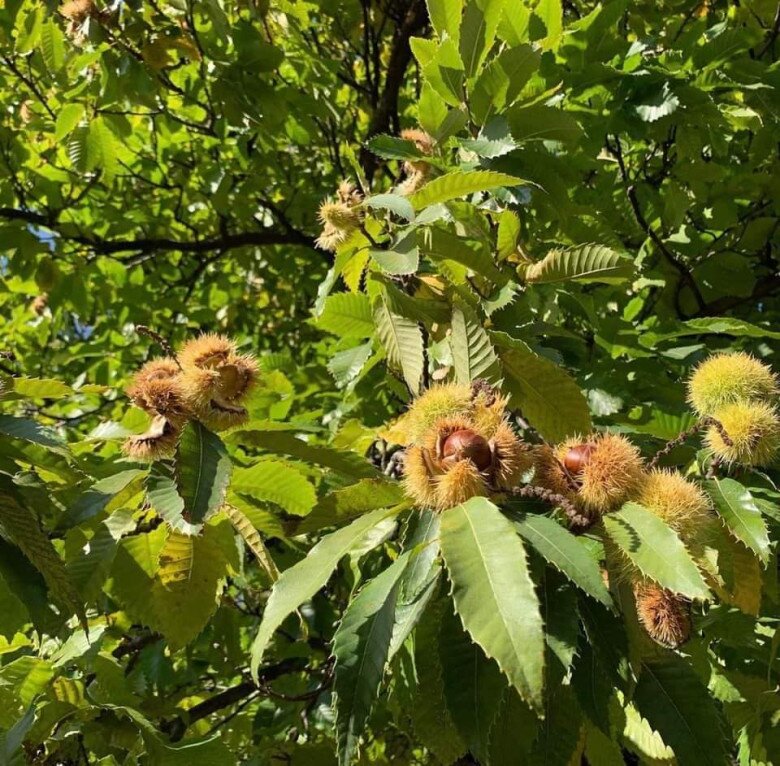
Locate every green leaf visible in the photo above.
<box><xmin>641</xmin><ymin>317</ymin><xmax>780</xmax><ymax>346</ymax></box>
<box><xmin>571</xmin><ymin>640</ymin><xmax>613</xmax><ymax>735</ymax></box>
<box><xmin>66</xmin><ymin>469</ymin><xmax>145</xmax><ymax>526</ymax></box>
<box><xmin>633</xmin><ymin>655</ymin><xmax>729</xmax><ymax>766</ymax></box>
<box><xmin>223</xmin><ymin>502</ymin><xmax>279</xmax><ymax>582</ymax></box>
<box><xmin>525</xmin><ymin>244</ymin><xmax>633</xmax><ymax>285</ymax></box>
<box><xmin>0</xmin><ymin>707</ymin><xmax>35</xmax><ymax>766</ymax></box>
<box><xmin>584</xmin><ymin>722</ymin><xmax>626</xmax><ymax>766</ymax></box>
<box><xmin>635</xmin><ymin>84</ymin><xmax>680</xmax><ymax>123</ymax></box>
<box><xmin>370</xmin><ymin>230</ymin><xmax>419</xmax><ymax>276</ymax></box>
<box><xmin>459</xmin><ymin>0</ymin><xmax>506</xmax><ymax>78</ymax></box>
<box><xmin>374</xmin><ymin>298</ymin><xmax>424</xmax><ymax>395</ymax></box>
<box><xmin>410</xmin><ymin>170</ymin><xmax>524</xmax><ymax>209</ymax></box>
<box><xmin>328</xmin><ymin>342</ymin><xmax>373</xmax><ymax>389</ymax></box>
<box><xmin>297</xmin><ymin>479</ymin><xmax>405</xmax><ymax>535</ymax></box>
<box><xmin>389</xmin><ymin>572</ymin><xmax>439</xmax><ymax>661</ymax></box>
<box><xmin>497</xmin><ymin>209</ymin><xmax>520</xmax><ymax>260</ymax></box>
<box><xmin>408</xmin><ymin>598</ymin><xmax>467</xmax><ymax>763</ymax></box>
<box><xmin>528</xmin><ymin>686</ymin><xmax>583</xmax><ymax>766</ymax></box>
<box><xmin>110</xmin><ymin>705</ymin><xmax>233</xmax><ymax>765</ymax></box>
<box><xmin>418</xmin><ymin>82</ymin><xmax>450</xmax><ymax>136</ymax></box>
<box><xmin>488</xmin><ymin>689</ymin><xmax>537</xmax><ymax>766</ymax></box>
<box><xmin>577</xmin><ymin>596</ymin><xmax>631</xmax><ymax>691</ymax></box>
<box><xmin>473</xmin><ymin>44</ymin><xmax>540</xmax><ymax>116</ymax></box>
<box><xmin>11</xmin><ymin>377</ymin><xmax>72</xmax><ymax>399</ymax></box>
<box><xmin>174</xmin><ymin>421</ymin><xmax>232</xmax><ymax>525</ymax></box>
<box><xmin>67</xmin><ymin>515</ymin><xmax>131</xmax><ymax>601</ymax></box>
<box><xmin>40</xmin><ymin>19</ymin><xmax>65</xmax><ymax>73</ymax></box>
<box><xmin>399</xmin><ymin>510</ymin><xmax>442</xmax><ymax>605</ymax></box>
<box><xmin>603</xmin><ymin>503</ymin><xmax>710</xmax><ymax>600</ymax></box>
<box><xmin>363</xmin><ymin>194</ymin><xmax>415</xmax><ymax>222</ymax></box>
<box><xmin>86</xmin><ymin>117</ymin><xmax>119</xmax><ymax>180</ymax></box>
<box><xmin>0</xmin><ymin>570</ymin><xmax>29</xmax><ymax>639</ymax></box>
<box><xmin>0</xmin><ymin>539</ymin><xmax>60</xmax><ymax>635</ymax></box>
<box><xmin>333</xmin><ymin>552</ymin><xmax>410</xmax><ymax>766</ymax></box>
<box><xmin>439</xmin><ymin>497</ymin><xmax>545</xmax><ymax>710</ymax></box>
<box><xmin>507</xmin><ymin>104</ymin><xmax>581</xmax><ymax>142</ymax></box>
<box><xmin>147</xmin><ymin>464</ymin><xmax>201</xmax><ymax>535</ymax></box>
<box><xmin>497</xmin><ymin>338</ymin><xmax>591</xmax><ymax>441</ymax></box>
<box><xmin>0</xmin><ymin>656</ymin><xmax>54</xmax><ymax>706</ymax></box>
<box><xmin>439</xmin><ymin>604</ymin><xmax>506</xmax><ymax>763</ymax></box>
<box><xmin>316</xmin><ymin>293</ymin><xmax>374</xmax><ymax>338</ymax></box>
<box><xmin>250</xmin><ymin>506</ymin><xmax>400</xmax><ymax>679</ymax></box>
<box><xmin>706</xmin><ymin>478</ymin><xmax>770</xmax><ymax>563</ymax></box>
<box><xmin>530</xmin><ymin>0</ymin><xmax>563</xmax><ymax>46</ymax></box>
<box><xmin>622</xmin><ymin>701</ymin><xmax>676</xmax><ymax>764</ymax></box>
<box><xmin>0</xmin><ymin>414</ymin><xmax>69</xmax><ymax>456</ymax></box>
<box><xmin>420</xmin><ymin>38</ymin><xmax>465</xmax><ymax>107</ymax></box>
<box><xmin>540</xmin><ymin>567</ymin><xmax>579</xmax><ymax>678</ymax></box>
<box><xmin>370</xmin><ymin>246</ymin><xmax>420</xmax><ymax>276</ymax></box>
<box><xmin>0</xmin><ymin>478</ymin><xmax>85</xmax><ymax>629</ymax></box>
<box><xmin>459</xmin><ymin>133</ymin><xmax>516</xmax><ymax>158</ymax></box>
<box><xmin>366</xmin><ymin>135</ymin><xmax>425</xmax><ymax>160</ymax></box>
<box><xmin>426</xmin><ymin>0</ymin><xmax>464</xmax><ymax>43</ymax></box>
<box><xmin>54</xmin><ymin>103</ymin><xmax>85</xmax><ymax>142</ymax></box>
<box><xmin>229</xmin><ymin>429</ymin><xmax>379</xmax><ymax>479</ymax></box>
<box><xmin>232</xmin><ymin>460</ymin><xmax>316</xmax><ymax>517</ymax></box>
<box><xmin>511</xmin><ymin>513</ymin><xmax>613</xmax><ymax>608</ymax></box>
<box><xmin>110</xmin><ymin>520</ymin><xmax>234</xmax><ymax>648</ymax></box>
<box><xmin>450</xmin><ymin>304</ymin><xmax>500</xmax><ymax>384</ymax></box>
<box><xmin>424</xmin><ymin>226</ymin><xmax>507</xmax><ymax>284</ymax></box>
<box><xmin>390</xmin><ymin>510</ymin><xmax>443</xmax><ymax>658</ymax></box>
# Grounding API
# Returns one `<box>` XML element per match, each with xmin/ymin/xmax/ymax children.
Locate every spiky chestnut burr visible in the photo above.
<box><xmin>636</xmin><ymin>470</ymin><xmax>714</xmax><ymax>547</ymax></box>
<box><xmin>707</xmin><ymin>400</ymin><xmax>780</xmax><ymax>467</ymax></box>
<box><xmin>126</xmin><ymin>358</ymin><xmax>190</xmax><ymax>426</ymax></box>
<box><xmin>178</xmin><ymin>334</ymin><xmax>259</xmax><ymax>431</ymax></box>
<box><xmin>314</xmin><ymin>184</ymin><xmax>363</xmax><ymax>252</ymax></box>
<box><xmin>534</xmin><ymin>433</ymin><xmax>644</xmax><ymax>519</ymax></box>
<box><xmin>687</xmin><ymin>351</ymin><xmax>778</xmax><ymax>416</ymax></box>
<box><xmin>634</xmin><ymin>580</ymin><xmax>691</xmax><ymax>648</ymax></box>
<box><xmin>401</xmin><ymin>384</ymin><xmax>532</xmax><ymax>512</ymax></box>
<box><xmin>123</xmin><ymin>415</ymin><xmax>180</xmax><ymax>461</ymax></box>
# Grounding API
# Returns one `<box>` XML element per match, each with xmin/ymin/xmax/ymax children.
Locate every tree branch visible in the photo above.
<box><xmin>698</xmin><ymin>273</ymin><xmax>780</xmax><ymax>316</ymax></box>
<box><xmin>359</xmin><ymin>0</ymin><xmax>429</xmax><ymax>179</ymax></box>
<box><xmin>0</xmin><ymin>206</ymin><xmax>317</xmax><ymax>257</ymax></box>
<box><xmin>163</xmin><ymin>657</ymin><xmax>308</xmax><ymax>742</ymax></box>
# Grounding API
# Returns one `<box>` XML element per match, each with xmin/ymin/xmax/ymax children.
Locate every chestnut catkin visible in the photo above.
<box><xmin>441</xmin><ymin>429</ymin><xmax>492</xmax><ymax>471</ymax></box>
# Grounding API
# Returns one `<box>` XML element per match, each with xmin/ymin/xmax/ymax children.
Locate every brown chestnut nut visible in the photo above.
<box><xmin>441</xmin><ymin>429</ymin><xmax>492</xmax><ymax>471</ymax></box>
<box><xmin>563</xmin><ymin>443</ymin><xmax>595</xmax><ymax>476</ymax></box>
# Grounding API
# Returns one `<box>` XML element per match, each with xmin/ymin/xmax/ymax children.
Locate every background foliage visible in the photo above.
<box><xmin>0</xmin><ymin>0</ymin><xmax>778</xmax><ymax>763</ymax></box>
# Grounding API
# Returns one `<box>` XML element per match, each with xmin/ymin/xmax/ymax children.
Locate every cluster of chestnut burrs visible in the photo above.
<box><xmin>395</xmin><ymin>352</ymin><xmax>778</xmax><ymax>647</ymax></box>
<box><xmin>123</xmin><ymin>332</ymin><xmax>258</xmax><ymax>460</ymax></box>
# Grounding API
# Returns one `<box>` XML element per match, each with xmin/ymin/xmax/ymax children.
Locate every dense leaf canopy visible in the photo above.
<box><xmin>0</xmin><ymin>0</ymin><xmax>778</xmax><ymax>763</ymax></box>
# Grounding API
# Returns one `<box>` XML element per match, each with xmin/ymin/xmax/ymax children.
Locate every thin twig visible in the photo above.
<box><xmin>647</xmin><ymin>416</ymin><xmax>733</xmax><ymax>471</ymax></box>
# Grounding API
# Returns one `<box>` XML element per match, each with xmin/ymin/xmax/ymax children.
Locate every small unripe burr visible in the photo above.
<box><xmin>441</xmin><ymin>429</ymin><xmax>492</xmax><ymax>472</ymax></box>
<box><xmin>562</xmin><ymin>443</ymin><xmax>595</xmax><ymax>476</ymax></box>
